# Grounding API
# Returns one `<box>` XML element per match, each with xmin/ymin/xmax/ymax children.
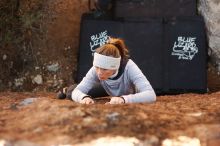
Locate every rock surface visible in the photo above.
<box><xmin>0</xmin><ymin>92</ymin><xmax>220</xmax><ymax>146</ymax></box>
<box><xmin>199</xmin><ymin>0</ymin><xmax>220</xmax><ymax>71</ymax></box>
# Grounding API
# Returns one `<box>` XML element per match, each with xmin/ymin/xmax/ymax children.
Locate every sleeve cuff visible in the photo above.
<box><xmin>121</xmin><ymin>95</ymin><xmax>131</xmax><ymax>103</ymax></box>
<box><xmin>71</xmin><ymin>89</ymin><xmax>89</xmax><ymax>102</ymax></box>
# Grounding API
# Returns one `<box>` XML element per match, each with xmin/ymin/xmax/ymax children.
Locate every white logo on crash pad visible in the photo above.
<box><xmin>171</xmin><ymin>36</ymin><xmax>198</xmax><ymax>60</ymax></box>
<box><xmin>90</xmin><ymin>30</ymin><xmax>109</xmax><ymax>52</ymax></box>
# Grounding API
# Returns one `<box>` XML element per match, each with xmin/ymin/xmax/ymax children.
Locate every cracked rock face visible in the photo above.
<box><xmin>199</xmin><ymin>0</ymin><xmax>220</xmax><ymax>71</ymax></box>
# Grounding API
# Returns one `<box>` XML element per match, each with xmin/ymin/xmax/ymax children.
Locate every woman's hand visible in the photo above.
<box><xmin>80</xmin><ymin>97</ymin><xmax>94</xmax><ymax>104</ymax></box>
<box><xmin>106</xmin><ymin>97</ymin><xmax>125</xmax><ymax>104</ymax></box>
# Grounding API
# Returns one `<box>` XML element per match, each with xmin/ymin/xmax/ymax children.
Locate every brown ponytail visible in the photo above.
<box><xmin>95</xmin><ymin>37</ymin><xmax>130</xmax><ymax>61</ymax></box>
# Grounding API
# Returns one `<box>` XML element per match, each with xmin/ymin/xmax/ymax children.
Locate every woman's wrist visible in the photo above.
<box><xmin>119</xmin><ymin>96</ymin><xmax>125</xmax><ymax>103</ymax></box>
<box><xmin>82</xmin><ymin>95</ymin><xmax>92</xmax><ymax>100</ymax></box>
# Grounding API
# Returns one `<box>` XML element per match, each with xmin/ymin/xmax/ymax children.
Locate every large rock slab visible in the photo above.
<box><xmin>199</xmin><ymin>0</ymin><xmax>220</xmax><ymax>71</ymax></box>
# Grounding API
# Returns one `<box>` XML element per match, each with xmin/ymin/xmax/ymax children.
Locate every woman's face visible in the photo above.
<box><xmin>95</xmin><ymin>67</ymin><xmax>116</xmax><ymax>80</ymax></box>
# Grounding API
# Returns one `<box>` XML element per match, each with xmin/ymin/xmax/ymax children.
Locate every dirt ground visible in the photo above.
<box><xmin>0</xmin><ymin>0</ymin><xmax>90</xmax><ymax>92</ymax></box>
<box><xmin>0</xmin><ymin>91</ymin><xmax>220</xmax><ymax>146</ymax></box>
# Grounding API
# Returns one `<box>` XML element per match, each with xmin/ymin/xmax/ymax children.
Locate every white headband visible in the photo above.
<box><xmin>93</xmin><ymin>53</ymin><xmax>121</xmax><ymax>70</ymax></box>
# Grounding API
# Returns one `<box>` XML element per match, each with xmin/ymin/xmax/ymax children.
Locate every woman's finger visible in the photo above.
<box><xmin>86</xmin><ymin>99</ymin><xmax>94</xmax><ymax>104</ymax></box>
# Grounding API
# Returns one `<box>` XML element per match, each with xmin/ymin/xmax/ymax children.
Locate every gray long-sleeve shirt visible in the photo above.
<box><xmin>72</xmin><ymin>59</ymin><xmax>156</xmax><ymax>103</ymax></box>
